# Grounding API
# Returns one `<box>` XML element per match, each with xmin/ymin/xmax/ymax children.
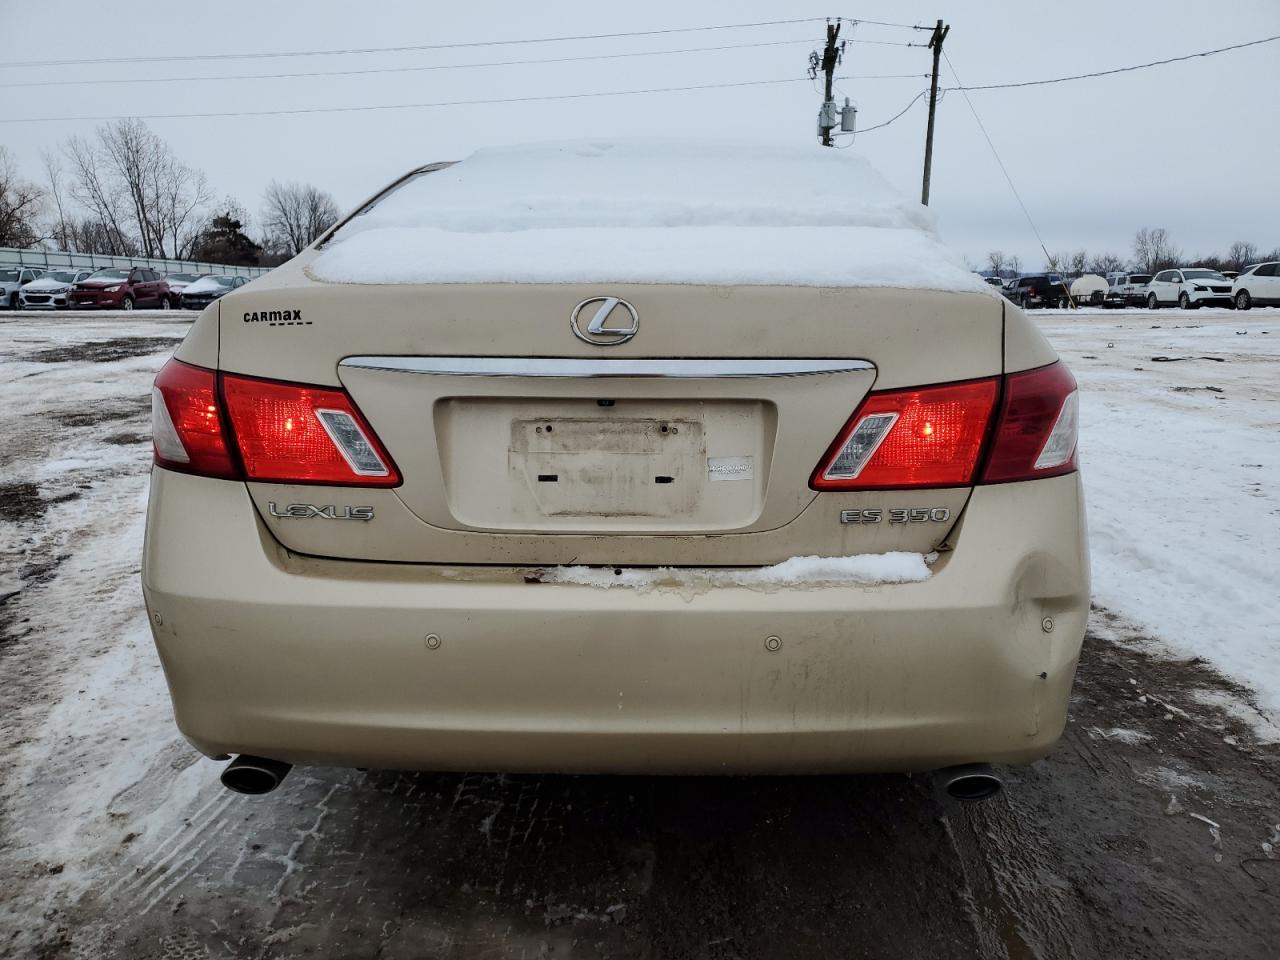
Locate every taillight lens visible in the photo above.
<box><xmin>150</xmin><ymin>359</ymin><xmax>400</xmax><ymax>486</ymax></box>
<box><xmin>980</xmin><ymin>361</ymin><xmax>1078</xmax><ymax>483</ymax></box>
<box><xmin>221</xmin><ymin>373</ymin><xmax>400</xmax><ymax>485</ymax></box>
<box><xmin>810</xmin><ymin>361</ymin><xmax>1079</xmax><ymax>490</ymax></box>
<box><xmin>152</xmin><ymin>359</ymin><xmax>239</xmax><ymax>479</ymax></box>
<box><xmin>812</xmin><ymin>379</ymin><xmax>999</xmax><ymax>489</ymax></box>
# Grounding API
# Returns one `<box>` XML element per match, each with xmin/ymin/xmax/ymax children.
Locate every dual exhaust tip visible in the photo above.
<box><xmin>220</xmin><ymin>755</ymin><xmax>293</xmax><ymax>795</ymax></box>
<box><xmin>216</xmin><ymin>755</ymin><xmax>1002</xmax><ymax>802</ymax></box>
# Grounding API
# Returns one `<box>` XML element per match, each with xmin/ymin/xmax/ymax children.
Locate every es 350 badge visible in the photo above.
<box><xmin>841</xmin><ymin>508</ymin><xmax>951</xmax><ymax>524</ymax></box>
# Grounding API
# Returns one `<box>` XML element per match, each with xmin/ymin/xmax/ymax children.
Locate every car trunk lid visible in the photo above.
<box><xmin>222</xmin><ymin>276</ymin><xmax>1002</xmax><ymax>565</ymax></box>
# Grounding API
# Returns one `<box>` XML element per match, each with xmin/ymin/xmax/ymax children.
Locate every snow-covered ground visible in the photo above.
<box><xmin>1036</xmin><ymin>306</ymin><xmax>1280</xmax><ymax>719</ymax></box>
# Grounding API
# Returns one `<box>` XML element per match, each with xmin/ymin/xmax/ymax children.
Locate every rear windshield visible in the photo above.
<box><xmin>0</xmin><ymin>269</ymin><xmax>18</xmax><ymax>282</ymax></box>
<box><xmin>1183</xmin><ymin>269</ymin><xmax>1226</xmax><ymax>280</ymax></box>
<box><xmin>90</xmin><ymin>269</ymin><xmax>131</xmax><ymax>280</ymax></box>
<box><xmin>1129</xmin><ymin>275</ymin><xmax>1151</xmax><ymax>284</ymax></box>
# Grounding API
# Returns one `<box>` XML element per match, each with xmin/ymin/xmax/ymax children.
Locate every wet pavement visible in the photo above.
<box><xmin>2</xmin><ymin>313</ymin><xmax>1278</xmax><ymax>959</ymax></box>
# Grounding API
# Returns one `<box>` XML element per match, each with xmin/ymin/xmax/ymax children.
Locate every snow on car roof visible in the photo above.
<box><xmin>310</xmin><ymin>139</ymin><xmax>990</xmax><ymax>293</ymax></box>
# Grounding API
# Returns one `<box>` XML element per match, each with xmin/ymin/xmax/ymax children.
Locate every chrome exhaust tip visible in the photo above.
<box><xmin>936</xmin><ymin>763</ymin><xmax>1002</xmax><ymax>802</ymax></box>
<box><xmin>220</xmin><ymin>755</ymin><xmax>293</xmax><ymax>795</ymax></box>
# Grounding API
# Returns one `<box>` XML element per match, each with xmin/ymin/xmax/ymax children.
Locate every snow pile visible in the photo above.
<box><xmin>536</xmin><ymin>552</ymin><xmax>934</xmax><ymax>593</ymax></box>
<box><xmin>310</xmin><ymin>139</ymin><xmax>989</xmax><ymax>292</ymax></box>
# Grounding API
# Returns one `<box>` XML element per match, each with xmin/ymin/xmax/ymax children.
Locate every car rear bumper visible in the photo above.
<box><xmin>142</xmin><ymin>469</ymin><xmax>1089</xmax><ymax>774</ymax></box>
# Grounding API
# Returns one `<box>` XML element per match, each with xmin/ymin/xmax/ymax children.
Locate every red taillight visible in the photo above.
<box><xmin>151</xmin><ymin>359</ymin><xmax>400</xmax><ymax>487</ymax></box>
<box><xmin>980</xmin><ymin>361</ymin><xmax>1078</xmax><ymax>484</ymax></box>
<box><xmin>810</xmin><ymin>361</ymin><xmax>1079</xmax><ymax>490</ymax></box>
<box><xmin>152</xmin><ymin>359</ymin><xmax>239</xmax><ymax>479</ymax></box>
<box><xmin>221</xmin><ymin>373</ymin><xmax>400</xmax><ymax>486</ymax></box>
<box><xmin>811</xmin><ymin>378</ymin><xmax>999</xmax><ymax>490</ymax></box>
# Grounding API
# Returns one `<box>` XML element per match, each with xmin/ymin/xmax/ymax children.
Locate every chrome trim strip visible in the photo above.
<box><xmin>339</xmin><ymin>357</ymin><xmax>874</xmax><ymax>379</ymax></box>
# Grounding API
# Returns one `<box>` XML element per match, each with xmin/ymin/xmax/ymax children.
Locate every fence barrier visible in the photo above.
<box><xmin>0</xmin><ymin>246</ymin><xmax>272</xmax><ymax>279</ymax></box>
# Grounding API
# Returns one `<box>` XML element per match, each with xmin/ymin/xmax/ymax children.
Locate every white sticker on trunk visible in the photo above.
<box><xmin>708</xmin><ymin>456</ymin><xmax>753</xmax><ymax>481</ymax></box>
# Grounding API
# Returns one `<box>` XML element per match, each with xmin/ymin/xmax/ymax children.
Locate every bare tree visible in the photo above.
<box><xmin>1086</xmin><ymin>252</ymin><xmax>1125</xmax><ymax>275</ymax></box>
<box><xmin>985</xmin><ymin>250</ymin><xmax>1007</xmax><ymax>276</ymax></box>
<box><xmin>1133</xmin><ymin>227</ymin><xmax>1180</xmax><ymax>274</ymax></box>
<box><xmin>65</xmin><ymin>216</ymin><xmax>139</xmax><ymax>256</ymax></box>
<box><xmin>1008</xmin><ymin>254</ymin><xmax>1022</xmax><ymax>276</ymax></box>
<box><xmin>41</xmin><ymin>150</ymin><xmax>74</xmax><ymax>251</ymax></box>
<box><xmin>1044</xmin><ymin>252</ymin><xmax>1070</xmax><ymax>274</ymax></box>
<box><xmin>0</xmin><ymin>146</ymin><xmax>45</xmax><ymax>248</ymax></box>
<box><xmin>1068</xmin><ymin>249</ymin><xmax>1089</xmax><ymax>275</ymax></box>
<box><xmin>60</xmin><ymin>119</ymin><xmax>210</xmax><ymax>258</ymax></box>
<box><xmin>1225</xmin><ymin>241</ymin><xmax>1259</xmax><ymax>271</ymax></box>
<box><xmin>63</xmin><ymin>134</ymin><xmax>132</xmax><ymax>255</ymax></box>
<box><xmin>261</xmin><ymin>180</ymin><xmax>340</xmax><ymax>257</ymax></box>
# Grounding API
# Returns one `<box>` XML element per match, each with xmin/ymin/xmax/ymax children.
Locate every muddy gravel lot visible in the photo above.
<box><xmin>1</xmin><ymin>312</ymin><xmax>1278</xmax><ymax>959</ymax></box>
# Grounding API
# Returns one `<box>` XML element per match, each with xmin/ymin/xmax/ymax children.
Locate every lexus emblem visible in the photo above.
<box><xmin>570</xmin><ymin>297</ymin><xmax>639</xmax><ymax>346</ymax></box>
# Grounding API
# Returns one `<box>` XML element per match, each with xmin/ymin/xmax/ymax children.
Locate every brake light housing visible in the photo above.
<box><xmin>980</xmin><ymin>361</ymin><xmax>1078</xmax><ymax>484</ymax></box>
<box><xmin>152</xmin><ymin>360</ymin><xmax>239</xmax><ymax>480</ymax></box>
<box><xmin>812</xmin><ymin>379</ymin><xmax>999</xmax><ymax>490</ymax></box>
<box><xmin>151</xmin><ymin>359</ymin><xmax>400</xmax><ymax>487</ymax></box>
<box><xmin>811</xmin><ymin>361</ymin><xmax>1078</xmax><ymax>491</ymax></box>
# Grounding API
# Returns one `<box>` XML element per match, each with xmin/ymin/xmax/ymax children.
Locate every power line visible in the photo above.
<box><xmin>857</xmin><ymin>90</ymin><xmax>929</xmax><ymax>133</ymax></box>
<box><xmin>0</xmin><ymin>75</ymin><xmax>862</xmax><ymax>125</ymax></box>
<box><xmin>840</xmin><ymin>16</ymin><xmax>930</xmax><ymax>30</ymax></box>
<box><xmin>0</xmin><ymin>38</ymin><xmax>825</xmax><ymax>90</ymax></box>
<box><xmin>831</xmin><ymin>89</ymin><xmax>929</xmax><ymax>147</ymax></box>
<box><xmin>942</xmin><ymin>51</ymin><xmax>1055</xmax><ymax>269</ymax></box>
<box><xmin>948</xmin><ymin>34</ymin><xmax>1279</xmax><ymax>92</ymax></box>
<box><xmin>0</xmin><ymin>17</ymin><xmax>829</xmax><ymax>69</ymax></box>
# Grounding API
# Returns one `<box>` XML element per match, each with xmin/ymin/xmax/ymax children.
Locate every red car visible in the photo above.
<box><xmin>69</xmin><ymin>267</ymin><xmax>173</xmax><ymax>310</ymax></box>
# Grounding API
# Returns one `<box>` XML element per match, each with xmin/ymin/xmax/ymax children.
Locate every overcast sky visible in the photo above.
<box><xmin>3</xmin><ymin>0</ymin><xmax>1277</xmax><ymax>268</ymax></box>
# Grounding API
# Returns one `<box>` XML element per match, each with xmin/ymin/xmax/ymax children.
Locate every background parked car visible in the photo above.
<box><xmin>1104</xmin><ymin>272</ymin><xmax>1152</xmax><ymax>307</ymax></box>
<box><xmin>18</xmin><ymin>269</ymin><xmax>93</xmax><ymax>310</ymax></box>
<box><xmin>0</xmin><ymin>266</ymin><xmax>45</xmax><ymax>309</ymax></box>
<box><xmin>68</xmin><ymin>267</ymin><xmax>173</xmax><ymax>310</ymax></box>
<box><xmin>1231</xmin><ymin>261</ymin><xmax>1280</xmax><ymax>310</ymax></box>
<box><xmin>1007</xmin><ymin>273</ymin><xmax>1070</xmax><ymax>309</ymax></box>
<box><xmin>1146</xmin><ymin>267</ymin><xmax>1234</xmax><ymax>309</ymax></box>
<box><xmin>164</xmin><ymin>272</ymin><xmax>207</xmax><ymax>299</ymax></box>
<box><xmin>180</xmin><ymin>274</ymin><xmax>247</xmax><ymax>309</ymax></box>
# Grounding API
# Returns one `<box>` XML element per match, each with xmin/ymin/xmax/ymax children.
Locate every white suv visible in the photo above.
<box><xmin>0</xmin><ymin>266</ymin><xmax>44</xmax><ymax>309</ymax></box>
<box><xmin>1146</xmin><ymin>267</ymin><xmax>1234</xmax><ymax>309</ymax></box>
<box><xmin>1231</xmin><ymin>262</ymin><xmax>1280</xmax><ymax>310</ymax></box>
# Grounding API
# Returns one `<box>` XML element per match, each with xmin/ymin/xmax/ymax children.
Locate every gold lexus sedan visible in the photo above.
<box><xmin>142</xmin><ymin>141</ymin><xmax>1087</xmax><ymax>799</ymax></box>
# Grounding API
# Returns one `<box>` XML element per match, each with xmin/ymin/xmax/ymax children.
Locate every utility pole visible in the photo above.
<box><xmin>811</xmin><ymin>21</ymin><xmax>844</xmax><ymax>146</ymax></box>
<box><xmin>920</xmin><ymin>18</ymin><xmax>950</xmax><ymax>205</ymax></box>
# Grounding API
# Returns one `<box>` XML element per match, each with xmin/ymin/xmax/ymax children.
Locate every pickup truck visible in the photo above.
<box><xmin>1104</xmin><ymin>272</ymin><xmax>1152</xmax><ymax>308</ymax></box>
